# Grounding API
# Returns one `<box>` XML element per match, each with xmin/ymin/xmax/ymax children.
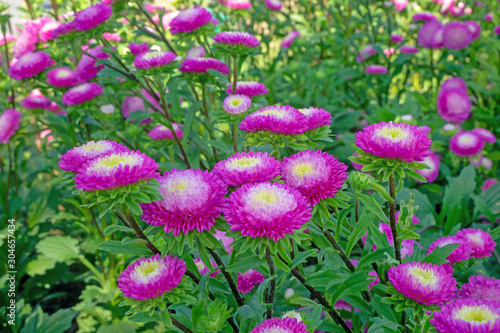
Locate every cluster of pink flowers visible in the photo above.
<box><xmin>133</xmin><ymin>51</ymin><xmax>176</xmax><ymax>69</ymax></box>
<box><xmin>0</xmin><ymin>109</ymin><xmax>22</xmax><ymax>144</ymax></box>
<box><xmin>169</xmin><ymin>7</ymin><xmax>213</xmax><ymax>34</ymax></box>
<box><xmin>457</xmin><ymin>275</ymin><xmax>500</xmax><ymax>302</ymax></box>
<box><xmin>62</xmin><ymin>83</ymin><xmax>104</xmax><ymax>106</ymax></box>
<box><xmin>13</xmin><ymin>17</ymin><xmax>61</xmax><ymax>58</ymax></box>
<box><xmin>220</xmin><ymin>0</ymin><xmax>252</xmax><ymax>9</ymax></box>
<box><xmin>450</xmin><ymin>127</ymin><xmax>496</xmax><ymax>157</ymax></box>
<box><xmin>417</xmin><ymin>19</ymin><xmax>479</xmax><ymax>50</ymax></box>
<box><xmin>9</xmin><ymin>52</ymin><xmax>52</xmax><ymax>81</ymax></box>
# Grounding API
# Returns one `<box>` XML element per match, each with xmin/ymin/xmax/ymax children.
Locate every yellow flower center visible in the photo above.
<box><xmin>143</xmin><ymin>52</ymin><xmax>158</xmax><ymax>60</ymax></box>
<box><xmin>73</xmin><ymin>84</ymin><xmax>88</xmax><ymax>92</ymax></box>
<box><xmin>409</xmin><ymin>267</ymin><xmax>438</xmax><ymax>286</ymax></box>
<box><xmin>251</xmin><ymin>189</ymin><xmax>279</xmax><ymax>206</ymax></box>
<box><xmin>377</xmin><ymin>126</ymin><xmax>409</xmax><ymax>142</ymax></box>
<box><xmin>259</xmin><ymin>109</ymin><xmax>285</xmax><ymax>119</ymax></box>
<box><xmin>170</xmin><ymin>182</ymin><xmax>188</xmax><ymax>193</ymax></box>
<box><xmin>80</xmin><ymin>142</ymin><xmax>105</xmax><ymax>152</ymax></box>
<box><xmin>227</xmin><ymin>157</ymin><xmax>259</xmax><ymax>171</ymax></box>
<box><xmin>231</xmin><ymin>98</ymin><xmax>242</xmax><ymax>106</ymax></box>
<box><xmin>298</xmin><ymin>108</ymin><xmax>313</xmax><ymax>116</ymax></box>
<box><xmin>134</xmin><ymin>260</ymin><xmax>162</xmax><ymax>283</ymax></box>
<box><xmin>56</xmin><ymin>70</ymin><xmax>72</xmax><ymax>78</ymax></box>
<box><xmin>293</xmin><ymin>162</ymin><xmax>314</xmax><ymax>177</ymax></box>
<box><xmin>455</xmin><ymin>306</ymin><xmax>499</xmax><ymax>324</ymax></box>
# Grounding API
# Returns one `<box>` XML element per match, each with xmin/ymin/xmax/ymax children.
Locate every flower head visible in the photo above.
<box><xmin>193</xmin><ymin>258</ymin><xmax>219</xmax><ymax>277</ymax></box>
<box><xmin>282</xmin><ymin>30</ymin><xmax>300</xmax><ymax>48</ymax></box>
<box><xmin>9</xmin><ymin>52</ymin><xmax>52</xmax><ymax>80</ymax></box>
<box><xmin>495</xmin><ymin>25</ymin><xmax>500</xmax><ymax>35</ymax></box>
<box><xmin>391</xmin><ymin>33</ymin><xmax>404</xmax><ymax>43</ymax></box>
<box><xmin>74</xmin><ymin>4</ymin><xmax>112</xmax><ymax>31</ymax></box>
<box><xmin>265</xmin><ymin>0</ymin><xmax>283</xmax><ymax>11</ymax></box>
<box><xmin>450</xmin><ymin>131</ymin><xmax>484</xmax><ymax>157</ymax></box>
<box><xmin>250</xmin><ymin>317</ymin><xmax>308</xmax><ymax>333</ymax></box>
<box><xmin>0</xmin><ymin>109</ymin><xmax>22</xmax><ymax>144</ymax></box>
<box><xmin>223</xmin><ymin>94</ymin><xmax>252</xmax><ymax>115</ymax></box>
<box><xmin>281</xmin><ymin>150</ymin><xmax>347</xmax><ymax>205</ymax></box>
<box><xmin>456</xmin><ymin>228</ymin><xmax>496</xmax><ymax>259</ymax></box>
<box><xmin>239</xmin><ymin>105</ymin><xmax>309</xmax><ymax>135</ymax></box>
<box><xmin>457</xmin><ymin>275</ymin><xmax>500</xmax><ymax>302</ymax></box>
<box><xmin>220</xmin><ymin>0</ymin><xmax>252</xmax><ymax>9</ymax></box>
<box><xmin>179</xmin><ymin>58</ymin><xmax>230</xmax><ymax>75</ymax></box>
<box><xmin>213</xmin><ymin>151</ymin><xmax>281</xmax><ymax>187</ymax></box>
<box><xmin>464</xmin><ymin>21</ymin><xmax>481</xmax><ymax>40</ymax></box>
<box><xmin>122</xmin><ymin>89</ymin><xmax>160</xmax><ymax>124</ymax></box>
<box><xmin>224</xmin><ymin>182</ymin><xmax>312</xmax><ymax>241</ymax></box>
<box><xmin>356</xmin><ymin>45</ymin><xmax>376</xmax><ymax>63</ymax></box>
<box><xmin>441</xmin><ymin>77</ymin><xmax>468</xmax><ymax>91</ymax></box>
<box><xmin>418</xmin><ymin>20</ymin><xmax>444</xmax><ymax>48</ymax></box>
<box><xmin>117</xmin><ymin>254</ymin><xmax>186</xmax><ymax>300</ymax></box>
<box><xmin>297</xmin><ymin>107</ymin><xmax>332</xmax><ymax>131</ymax></box>
<box><xmin>430</xmin><ymin>299</ymin><xmax>500</xmax><ymax>333</ymax></box>
<box><xmin>46</xmin><ymin>67</ymin><xmax>79</xmax><ymax>87</ymax></box>
<box><xmin>74</xmin><ymin>150</ymin><xmax>159</xmax><ymax>191</ymax></box>
<box><xmin>355</xmin><ymin>121</ymin><xmax>432</xmax><ymax>162</ymax></box>
<box><xmin>366</xmin><ymin>65</ymin><xmax>388</xmax><ymax>74</ymax></box>
<box><xmin>148</xmin><ymin>123</ymin><xmax>184</xmax><ymax>141</ymax></box>
<box><xmin>20</xmin><ymin>95</ymin><xmax>51</xmax><ymax>110</ymax></box>
<box><xmin>140</xmin><ymin>169</ymin><xmax>227</xmax><ymax>236</ymax></box>
<box><xmin>62</xmin><ymin>83</ymin><xmax>103</xmax><ymax>106</ymax></box>
<box><xmin>213</xmin><ymin>31</ymin><xmax>260</xmax><ymax>47</ymax></box>
<box><xmin>413</xmin><ymin>12</ymin><xmax>437</xmax><ymax>22</ymax></box>
<box><xmin>169</xmin><ymin>7</ymin><xmax>213</xmax><ymax>34</ymax></box>
<box><xmin>388</xmin><ymin>262</ymin><xmax>457</xmax><ymax>305</ymax></box>
<box><xmin>427</xmin><ymin>236</ymin><xmax>473</xmax><ymax>263</ymax></box>
<box><xmin>187</xmin><ymin>46</ymin><xmax>205</xmax><ymax>59</ymax></box>
<box><xmin>416</xmin><ymin>151</ymin><xmax>440</xmax><ymax>183</ymax></box>
<box><xmin>227</xmin><ymin>81</ymin><xmax>269</xmax><ymax>97</ymax></box>
<box><xmin>133</xmin><ymin>51</ymin><xmax>176</xmax><ymax>69</ymax></box>
<box><xmin>51</xmin><ymin>21</ymin><xmax>76</xmax><ymax>39</ymax></box>
<box><xmin>443</xmin><ymin>21</ymin><xmax>473</xmax><ymax>50</ymax></box>
<box><xmin>128</xmin><ymin>42</ymin><xmax>149</xmax><ymax>55</ymax></box>
<box><xmin>238</xmin><ymin>269</ymin><xmax>265</xmax><ymax>294</ymax></box>
<box><xmin>482</xmin><ymin>179</ymin><xmax>498</xmax><ymax>191</ymax></box>
<box><xmin>400</xmin><ymin>45</ymin><xmax>419</xmax><ymax>54</ymax></box>
<box><xmin>472</xmin><ymin>128</ymin><xmax>496</xmax><ymax>144</ymax></box>
<box><xmin>437</xmin><ymin>87</ymin><xmax>471</xmax><ymax>124</ymax></box>
<box><xmin>76</xmin><ymin>45</ymin><xmax>110</xmax><ymax>82</ymax></box>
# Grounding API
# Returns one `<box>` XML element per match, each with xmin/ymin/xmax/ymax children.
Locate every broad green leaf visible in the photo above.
<box><xmin>36</xmin><ymin>236</ymin><xmax>80</xmax><ymax>262</ymax></box>
<box><xmin>98</xmin><ymin>240</ymin><xmax>151</xmax><ymax>256</ymax></box>
<box><xmin>421</xmin><ymin>243</ymin><xmax>459</xmax><ymax>265</ymax></box>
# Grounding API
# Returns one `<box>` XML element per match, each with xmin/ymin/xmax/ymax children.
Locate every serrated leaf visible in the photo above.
<box><xmin>36</xmin><ymin>236</ymin><xmax>80</xmax><ymax>262</ymax></box>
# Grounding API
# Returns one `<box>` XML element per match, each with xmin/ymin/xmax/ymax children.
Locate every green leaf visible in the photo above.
<box><xmin>357</xmin><ymin>193</ymin><xmax>389</xmax><ymax>222</ymax></box>
<box><xmin>128</xmin><ymin>312</ymin><xmax>161</xmax><ymax>323</ymax></box>
<box><xmin>328</xmin><ymin>271</ymin><xmax>370</xmax><ymax>304</ymax></box>
<box><xmin>103</xmin><ymin>225</ymin><xmax>133</xmax><ymax>235</ymax></box>
<box><xmin>38</xmin><ymin>309</ymin><xmax>79</xmax><ymax>333</ymax></box>
<box><xmin>289</xmin><ymin>249</ymin><xmax>318</xmax><ymax>270</ymax></box>
<box><xmin>346</xmin><ymin>212</ymin><xmax>375</xmax><ymax>257</ymax></box>
<box><xmin>226</xmin><ymin>255</ymin><xmax>265</xmax><ymax>272</ymax></box>
<box><xmin>26</xmin><ymin>255</ymin><xmax>57</xmax><ymax>276</ymax></box>
<box><xmin>36</xmin><ymin>236</ymin><xmax>80</xmax><ymax>262</ymax></box>
<box><xmin>207</xmin><ymin>69</ymin><xmax>230</xmax><ymax>84</ymax></box>
<box><xmin>196</xmin><ymin>237</ymin><xmax>214</xmax><ymax>272</ymax></box>
<box><xmin>191</xmin><ymin>298</ymin><xmax>206</xmax><ymax>331</ymax></box>
<box><xmin>125</xmin><ymin>196</ymin><xmax>143</xmax><ymax>216</ymax></box>
<box><xmin>421</xmin><ymin>243</ymin><xmax>460</xmax><ymax>265</ymax></box>
<box><xmin>98</xmin><ymin>240</ymin><xmax>151</xmax><ymax>256</ymax></box>
<box><xmin>357</xmin><ymin>247</ymin><xmax>393</xmax><ymax>270</ymax></box>
<box><xmin>440</xmin><ymin>165</ymin><xmax>476</xmax><ymax>222</ymax></box>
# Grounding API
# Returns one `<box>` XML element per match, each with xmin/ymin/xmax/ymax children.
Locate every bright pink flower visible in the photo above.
<box><xmin>9</xmin><ymin>51</ymin><xmax>52</xmax><ymax>80</ymax></box>
<box><xmin>223</xmin><ymin>94</ymin><xmax>252</xmax><ymax>115</ymax></box>
<box><xmin>193</xmin><ymin>258</ymin><xmax>219</xmax><ymax>277</ymax></box>
<box><xmin>51</xmin><ymin>21</ymin><xmax>76</xmax><ymax>39</ymax></box>
<box><xmin>265</xmin><ymin>0</ymin><xmax>282</xmax><ymax>11</ymax></box>
<box><xmin>282</xmin><ymin>30</ymin><xmax>300</xmax><ymax>48</ymax></box>
<box><xmin>0</xmin><ymin>109</ymin><xmax>22</xmax><ymax>143</ymax></box>
<box><xmin>239</xmin><ymin>105</ymin><xmax>309</xmax><ymax>135</ymax></box>
<box><xmin>472</xmin><ymin>128</ymin><xmax>496</xmax><ymax>144</ymax></box>
<box><xmin>133</xmin><ymin>51</ymin><xmax>176</xmax><ymax>69</ymax></box>
<box><xmin>391</xmin><ymin>33</ymin><xmax>404</xmax><ymax>43</ymax></box>
<box><xmin>62</xmin><ymin>83</ymin><xmax>103</xmax><ymax>106</ymax></box>
<box><xmin>20</xmin><ymin>92</ymin><xmax>51</xmax><ymax>109</ymax></box>
<box><xmin>416</xmin><ymin>151</ymin><xmax>440</xmax><ymax>183</ymax></box>
<box><xmin>0</xmin><ymin>33</ymin><xmax>15</xmax><ymax>46</ymax></box>
<box><xmin>74</xmin><ymin>4</ymin><xmax>112</xmax><ymax>31</ymax></box>
<box><xmin>456</xmin><ymin>228</ymin><xmax>496</xmax><ymax>259</ymax></box>
<box><xmin>220</xmin><ymin>0</ymin><xmax>252</xmax><ymax>9</ymax></box>
<box><xmin>437</xmin><ymin>87</ymin><xmax>471</xmax><ymax>124</ymax></box>
<box><xmin>169</xmin><ymin>7</ymin><xmax>213</xmax><ymax>34</ymax></box>
<box><xmin>482</xmin><ymin>179</ymin><xmax>498</xmax><ymax>191</ymax></box>
<box><xmin>495</xmin><ymin>25</ymin><xmax>500</xmax><ymax>35</ymax></box>
<box><xmin>456</xmin><ymin>275</ymin><xmax>500</xmax><ymax>302</ymax></box>
<box><xmin>297</xmin><ymin>107</ymin><xmax>332</xmax><ymax>131</ymax></box>
<box><xmin>392</xmin><ymin>0</ymin><xmax>408</xmax><ymax>10</ymax></box>
<box><xmin>427</xmin><ymin>235</ymin><xmax>474</xmax><ymax>263</ymax></box>
<box><xmin>464</xmin><ymin>21</ymin><xmax>481</xmax><ymax>40</ymax></box>
<box><xmin>413</xmin><ymin>12</ymin><xmax>437</xmax><ymax>22</ymax></box>
<box><xmin>356</xmin><ymin>45</ymin><xmax>376</xmax><ymax>63</ymax></box>
<box><xmin>162</xmin><ymin>11</ymin><xmax>180</xmax><ymax>30</ymax></box>
<box><xmin>76</xmin><ymin>45</ymin><xmax>110</xmax><ymax>82</ymax></box>
<box><xmin>237</xmin><ymin>269</ymin><xmax>265</xmax><ymax>294</ymax></box>
<box><xmin>401</xmin><ymin>45</ymin><xmax>419</xmax><ymax>54</ymax></box>
<box><xmin>214</xmin><ymin>229</ymin><xmax>234</xmax><ymax>254</ymax></box>
<box><xmin>443</xmin><ymin>21</ymin><xmax>473</xmax><ymax>49</ymax></box>
<box><xmin>122</xmin><ymin>90</ymin><xmax>160</xmax><ymax>124</ymax></box>
<box><xmin>484</xmin><ymin>13</ymin><xmax>493</xmax><ymax>21</ymax></box>
<box><xmin>450</xmin><ymin>131</ymin><xmax>484</xmax><ymax>157</ymax></box>
<box><xmin>38</xmin><ymin>18</ymin><xmax>61</xmax><ymax>42</ymax></box>
<box><xmin>46</xmin><ymin>67</ymin><xmax>79</xmax><ymax>87</ymax></box>
<box><xmin>418</xmin><ymin>20</ymin><xmax>444</xmax><ymax>48</ymax></box>
<box><xmin>128</xmin><ymin>42</ymin><xmax>149</xmax><ymax>55</ymax></box>
<box><xmin>213</xmin><ymin>31</ymin><xmax>260</xmax><ymax>47</ymax></box>
<box><xmin>102</xmin><ymin>32</ymin><xmax>120</xmax><ymax>42</ymax></box>
<box><xmin>148</xmin><ymin>123</ymin><xmax>183</xmax><ymax>140</ymax></box>
<box><xmin>366</xmin><ymin>65</ymin><xmax>388</xmax><ymax>74</ymax></box>
<box><xmin>227</xmin><ymin>81</ymin><xmax>269</xmax><ymax>97</ymax></box>
<box><xmin>186</xmin><ymin>45</ymin><xmax>205</xmax><ymax>58</ymax></box>
<box><xmin>441</xmin><ymin>77</ymin><xmax>468</xmax><ymax>91</ymax></box>
<box><xmin>179</xmin><ymin>58</ymin><xmax>230</xmax><ymax>75</ymax></box>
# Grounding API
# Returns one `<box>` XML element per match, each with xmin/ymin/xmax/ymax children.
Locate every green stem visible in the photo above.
<box><xmin>169</xmin><ymin>313</ymin><xmax>193</xmax><ymax>333</ymax></box>
<box><xmin>201</xmin><ymin>84</ymin><xmax>219</xmax><ymax>162</ymax></box>
<box><xmin>272</xmin><ymin>143</ymin><xmax>281</xmax><ymax>160</ymax></box>
<box><xmin>232</xmin><ymin>123</ymin><xmax>238</xmax><ymax>153</ymax></box>
<box><xmin>78</xmin><ymin>255</ymin><xmax>105</xmax><ymax>286</ymax></box>
<box><xmin>119</xmin><ymin>206</ymin><xmax>160</xmax><ymax>255</ymax></box>
<box><xmin>265</xmin><ymin>247</ymin><xmax>276</xmax><ymax>319</ymax></box>
<box><xmin>135</xmin><ymin>0</ymin><xmax>176</xmax><ymax>53</ymax></box>
<box><xmin>207</xmin><ymin>248</ymin><xmax>245</xmax><ymax>306</ymax></box>
<box><xmin>389</xmin><ymin>174</ymin><xmax>402</xmax><ymax>263</ymax></box>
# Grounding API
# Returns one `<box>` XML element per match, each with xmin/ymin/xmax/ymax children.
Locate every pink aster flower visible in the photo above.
<box><xmin>227</xmin><ymin>81</ymin><xmax>269</xmax><ymax>97</ymax></box>
<box><xmin>413</xmin><ymin>12</ymin><xmax>437</xmax><ymax>22</ymax></box>
<box><xmin>356</xmin><ymin>45</ymin><xmax>377</xmax><ymax>63</ymax></box>
<box><xmin>441</xmin><ymin>77</ymin><xmax>468</xmax><ymax>91</ymax></box>
<box><xmin>162</xmin><ymin>11</ymin><xmax>180</xmax><ymax>30</ymax></box>
<box><xmin>169</xmin><ymin>7</ymin><xmax>213</xmax><ymax>34</ymax></box>
<box><xmin>224</xmin><ymin>182</ymin><xmax>312</xmax><ymax>241</ymax></box>
<box><xmin>51</xmin><ymin>21</ymin><xmax>76</xmax><ymax>39</ymax></box>
<box><xmin>46</xmin><ymin>67</ymin><xmax>79</xmax><ymax>87</ymax></box>
<box><xmin>186</xmin><ymin>45</ymin><xmax>205</xmax><ymax>58</ymax></box>
<box><xmin>282</xmin><ymin>30</ymin><xmax>300</xmax><ymax>48</ymax></box>
<box><xmin>128</xmin><ymin>42</ymin><xmax>149</xmax><ymax>55</ymax></box>
<box><xmin>418</xmin><ymin>20</ymin><xmax>444</xmax><ymax>48</ymax></box>
<box><xmin>251</xmin><ymin>318</ymin><xmax>308</xmax><ymax>333</ymax></box>
<box><xmin>117</xmin><ymin>254</ymin><xmax>186</xmax><ymax>300</ymax></box>
<box><xmin>179</xmin><ymin>58</ymin><xmax>230</xmax><ymax>75</ymax></box>
<box><xmin>281</xmin><ymin>150</ymin><xmax>347</xmax><ymax>205</ymax></box>
<box><xmin>148</xmin><ymin>123</ymin><xmax>184</xmax><ymax>140</ymax></box>
<box><xmin>450</xmin><ymin>131</ymin><xmax>484</xmax><ymax>157</ymax></box>
<box><xmin>0</xmin><ymin>109</ymin><xmax>22</xmax><ymax>144</ymax></box>
<box><xmin>437</xmin><ymin>88</ymin><xmax>471</xmax><ymax>124</ymax></box>
<box><xmin>9</xmin><ymin>51</ymin><xmax>52</xmax><ymax>80</ymax></box>
<box><xmin>237</xmin><ymin>269</ymin><xmax>265</xmax><ymax>294</ymax></box>
<box><xmin>102</xmin><ymin>32</ymin><xmax>120</xmax><ymax>42</ymax></box>
<box><xmin>297</xmin><ymin>107</ymin><xmax>331</xmax><ymax>131</ymax></box>
<box><xmin>140</xmin><ymin>169</ymin><xmax>227</xmax><ymax>236</ymax></box>
<box><xmin>265</xmin><ymin>0</ymin><xmax>283</xmax><ymax>11</ymax></box>
<box><xmin>388</xmin><ymin>262</ymin><xmax>457</xmax><ymax>306</ymax></box>
<box><xmin>456</xmin><ymin>229</ymin><xmax>496</xmax><ymax>259</ymax></box>
<box><xmin>457</xmin><ymin>275</ymin><xmax>500</xmax><ymax>302</ymax></box>
<box><xmin>223</xmin><ymin>94</ymin><xmax>252</xmax><ymax>116</ymax></box>
<box><xmin>74</xmin><ymin>150</ymin><xmax>159</xmax><ymax>191</ymax></box>
<box><xmin>484</xmin><ymin>13</ymin><xmax>493</xmax><ymax>21</ymax></box>
<box><xmin>239</xmin><ymin>105</ymin><xmax>309</xmax><ymax>135</ymax></box>
<box><xmin>443</xmin><ymin>21</ymin><xmax>473</xmax><ymax>49</ymax></box>
<box><xmin>73</xmin><ymin>4</ymin><xmax>112</xmax><ymax>31</ymax></box>
<box><xmin>193</xmin><ymin>258</ymin><xmax>219</xmax><ymax>277</ymax></box>
<box><xmin>20</xmin><ymin>93</ymin><xmax>51</xmax><ymax>110</ymax></box>
<box><xmin>62</xmin><ymin>83</ymin><xmax>103</xmax><ymax>106</ymax></box>
<box><xmin>495</xmin><ymin>25</ymin><xmax>500</xmax><ymax>35</ymax></box>
<box><xmin>416</xmin><ymin>151</ymin><xmax>440</xmax><ymax>183</ymax></box>
<box><xmin>482</xmin><ymin>179</ymin><xmax>498</xmax><ymax>191</ymax></box>
<box><xmin>133</xmin><ymin>51</ymin><xmax>176</xmax><ymax>69</ymax></box>
<box><xmin>214</xmin><ymin>31</ymin><xmax>260</xmax><ymax>47</ymax></box>
<box><xmin>366</xmin><ymin>65</ymin><xmax>388</xmax><ymax>74</ymax></box>
<box><xmin>355</xmin><ymin>121</ymin><xmax>432</xmax><ymax>162</ymax></box>
<box><xmin>0</xmin><ymin>33</ymin><xmax>15</xmax><ymax>46</ymax></box>
<box><xmin>427</xmin><ymin>235</ymin><xmax>473</xmax><ymax>263</ymax></box>
<box><xmin>430</xmin><ymin>299</ymin><xmax>500</xmax><ymax>333</ymax></box>
<box><xmin>472</xmin><ymin>128</ymin><xmax>496</xmax><ymax>144</ymax></box>
<box><xmin>391</xmin><ymin>33</ymin><xmax>404</xmax><ymax>43</ymax></box>
<box><xmin>214</xmin><ymin>229</ymin><xmax>234</xmax><ymax>254</ymax></box>
<box><xmin>401</xmin><ymin>45</ymin><xmax>419</xmax><ymax>54</ymax></box>
<box><xmin>122</xmin><ymin>90</ymin><xmax>160</xmax><ymax>124</ymax></box>
<box><xmin>76</xmin><ymin>45</ymin><xmax>110</xmax><ymax>82</ymax></box>
<box><xmin>464</xmin><ymin>21</ymin><xmax>481</xmax><ymax>40</ymax></box>
<box><xmin>213</xmin><ymin>151</ymin><xmax>281</xmax><ymax>187</ymax></box>
<box><xmin>392</xmin><ymin>0</ymin><xmax>408</xmax><ymax>10</ymax></box>
<box><xmin>220</xmin><ymin>0</ymin><xmax>252</xmax><ymax>9</ymax></box>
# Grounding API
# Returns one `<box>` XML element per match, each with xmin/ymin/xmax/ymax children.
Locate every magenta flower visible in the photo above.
<box><xmin>250</xmin><ymin>317</ymin><xmax>308</xmax><ymax>333</ymax></box>
<box><xmin>117</xmin><ymin>254</ymin><xmax>186</xmax><ymax>300</ymax></box>
<box><xmin>122</xmin><ymin>90</ymin><xmax>160</xmax><ymax>124</ymax></box>
<box><xmin>51</xmin><ymin>21</ymin><xmax>76</xmax><ymax>39</ymax></box>
<box><xmin>495</xmin><ymin>25</ymin><xmax>500</xmax><ymax>35</ymax></box>
<box><xmin>223</xmin><ymin>94</ymin><xmax>252</xmax><ymax>116</ymax></box>
<box><xmin>140</xmin><ymin>169</ymin><xmax>227</xmax><ymax>236</ymax></box>
<box><xmin>74</xmin><ymin>150</ymin><xmax>159</xmax><ymax>191</ymax></box>
<box><xmin>20</xmin><ymin>95</ymin><xmax>51</xmax><ymax>110</ymax></box>
<box><xmin>390</xmin><ymin>33</ymin><xmax>404</xmax><ymax>43</ymax></box>
<box><xmin>456</xmin><ymin>229</ymin><xmax>496</xmax><ymax>259</ymax></box>
<box><xmin>392</xmin><ymin>0</ymin><xmax>408</xmax><ymax>10</ymax></box>
<box><xmin>418</xmin><ymin>20</ymin><xmax>444</xmax><ymax>48</ymax></box>
<box><xmin>215</xmin><ymin>229</ymin><xmax>234</xmax><ymax>254</ymax></box>
<box><xmin>297</xmin><ymin>107</ymin><xmax>332</xmax><ymax>131</ymax></box>
<box><xmin>265</xmin><ymin>0</ymin><xmax>283</xmax><ymax>11</ymax></box>
<box><xmin>427</xmin><ymin>235</ymin><xmax>473</xmax><ymax>263</ymax></box>
<box><xmin>281</xmin><ymin>150</ymin><xmax>347</xmax><ymax>205</ymax></box>
<box><xmin>441</xmin><ymin>77</ymin><xmax>468</xmax><ymax>91</ymax></box>
<box><xmin>9</xmin><ymin>51</ymin><xmax>52</xmax><ymax>81</ymax></box>
<box><xmin>102</xmin><ymin>32</ymin><xmax>120</xmax><ymax>42</ymax></box>
<box><xmin>416</xmin><ymin>151</ymin><xmax>440</xmax><ymax>183</ymax></box>
<box><xmin>179</xmin><ymin>58</ymin><xmax>230</xmax><ymax>75</ymax></box>
<box><xmin>76</xmin><ymin>45</ymin><xmax>110</xmax><ymax>82</ymax></box>
<box><xmin>450</xmin><ymin>131</ymin><xmax>484</xmax><ymax>157</ymax></box>
<box><xmin>220</xmin><ymin>0</ymin><xmax>252</xmax><ymax>9</ymax></box>
<box><xmin>133</xmin><ymin>51</ymin><xmax>176</xmax><ymax>69</ymax></box>
<box><xmin>413</xmin><ymin>12</ymin><xmax>437</xmax><ymax>22</ymax></box>
<box><xmin>128</xmin><ymin>42</ymin><xmax>149</xmax><ymax>55</ymax></box>
<box><xmin>0</xmin><ymin>109</ymin><xmax>22</xmax><ymax>144</ymax></box>
<box><xmin>356</xmin><ymin>45</ymin><xmax>376</xmax><ymax>63</ymax></box>
<box><xmin>472</xmin><ymin>128</ymin><xmax>496</xmax><ymax>144</ymax></box>
<box><xmin>62</xmin><ymin>83</ymin><xmax>103</xmax><ymax>106</ymax></box>
<box><xmin>224</xmin><ymin>182</ymin><xmax>312</xmax><ymax>241</ymax></box>
<box><xmin>148</xmin><ymin>123</ymin><xmax>184</xmax><ymax>140</ymax></box>
<box><xmin>59</xmin><ymin>140</ymin><xmax>128</xmax><ymax>173</ymax></box>
<box><xmin>193</xmin><ymin>258</ymin><xmax>219</xmax><ymax>277</ymax></box>
<box><xmin>282</xmin><ymin>30</ymin><xmax>300</xmax><ymax>48</ymax></box>
<box><xmin>457</xmin><ymin>275</ymin><xmax>500</xmax><ymax>302</ymax></box>
<box><xmin>214</xmin><ymin>31</ymin><xmax>260</xmax><ymax>47</ymax></box>
<box><xmin>213</xmin><ymin>151</ymin><xmax>281</xmax><ymax>187</ymax></box>
<box><xmin>430</xmin><ymin>299</ymin><xmax>500</xmax><ymax>333</ymax></box>
<box><xmin>237</xmin><ymin>269</ymin><xmax>265</xmax><ymax>294</ymax></box>
<box><xmin>227</xmin><ymin>81</ymin><xmax>269</xmax><ymax>97</ymax></box>
<box><xmin>443</xmin><ymin>21</ymin><xmax>473</xmax><ymax>50</ymax></box>
<box><xmin>355</xmin><ymin>121</ymin><xmax>432</xmax><ymax>162</ymax></box>
<box><xmin>169</xmin><ymin>7</ymin><xmax>213</xmax><ymax>34</ymax></box>
<box><xmin>46</xmin><ymin>67</ymin><xmax>79</xmax><ymax>87</ymax></box>
<box><xmin>186</xmin><ymin>45</ymin><xmax>205</xmax><ymax>58</ymax></box>
<box><xmin>239</xmin><ymin>105</ymin><xmax>309</xmax><ymax>135</ymax></box>
<box><xmin>74</xmin><ymin>4</ymin><xmax>112</xmax><ymax>31</ymax></box>
<box><xmin>388</xmin><ymin>262</ymin><xmax>457</xmax><ymax>306</ymax></box>
<box><xmin>464</xmin><ymin>21</ymin><xmax>482</xmax><ymax>40</ymax></box>
<box><xmin>437</xmin><ymin>87</ymin><xmax>471</xmax><ymax>124</ymax></box>
<box><xmin>400</xmin><ymin>45</ymin><xmax>419</xmax><ymax>54</ymax></box>
<box><xmin>483</xmin><ymin>179</ymin><xmax>498</xmax><ymax>191</ymax></box>
<box><xmin>366</xmin><ymin>65</ymin><xmax>388</xmax><ymax>74</ymax></box>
